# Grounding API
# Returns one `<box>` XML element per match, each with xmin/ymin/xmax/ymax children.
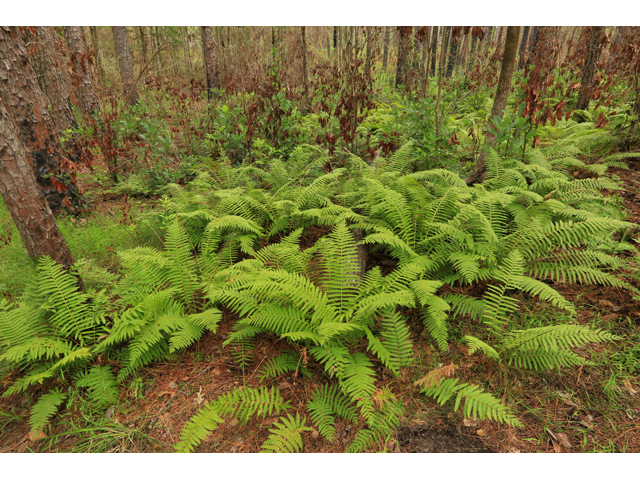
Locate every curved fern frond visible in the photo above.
<box><xmin>29</xmin><ymin>388</ymin><xmax>67</xmax><ymax>435</ymax></box>
<box><xmin>257</xmin><ymin>351</ymin><xmax>306</xmax><ymax>382</ymax></box>
<box><xmin>260</xmin><ymin>413</ymin><xmax>311</xmax><ymax>453</ymax></box>
<box><xmin>175</xmin><ymin>386</ymin><xmax>290</xmax><ymax>453</ymax></box>
<box><xmin>422</xmin><ymin>378</ymin><xmax>523</xmax><ymax>427</ymax></box>
<box><xmin>75</xmin><ymin>365</ymin><xmax>119</xmax><ymax>407</ymax></box>
<box><xmin>463</xmin><ymin>335</ymin><xmax>500</xmax><ymax>360</ymax></box>
<box><xmin>37</xmin><ymin>257</ymin><xmax>101</xmax><ymax>345</ymax></box>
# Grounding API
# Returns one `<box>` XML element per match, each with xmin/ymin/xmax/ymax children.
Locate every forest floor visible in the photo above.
<box><xmin>1</xmin><ymin>158</ymin><xmax>640</xmax><ymax>454</ymax></box>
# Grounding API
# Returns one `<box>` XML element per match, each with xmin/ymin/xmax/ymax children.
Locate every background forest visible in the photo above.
<box><xmin>0</xmin><ymin>24</ymin><xmax>640</xmax><ymax>454</ymax></box>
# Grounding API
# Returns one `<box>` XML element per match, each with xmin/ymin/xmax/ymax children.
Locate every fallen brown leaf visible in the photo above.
<box><xmin>555</xmin><ymin>432</ymin><xmax>573</xmax><ymax>449</ymax></box>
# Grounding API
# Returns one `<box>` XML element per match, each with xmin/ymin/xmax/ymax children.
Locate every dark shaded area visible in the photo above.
<box><xmin>397</xmin><ymin>425</ymin><xmax>494</xmax><ymax>453</ymax></box>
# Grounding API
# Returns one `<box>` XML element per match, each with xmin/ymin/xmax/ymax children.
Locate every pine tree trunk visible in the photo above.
<box><xmin>200</xmin><ymin>26</ymin><xmax>219</xmax><ymax>101</ymax></box>
<box><xmin>0</xmin><ymin>26</ymin><xmax>83</xmax><ymax>213</ymax></box>
<box><xmin>517</xmin><ymin>26</ymin><xmax>530</xmax><ymax>70</ymax></box>
<box><xmin>0</xmin><ymin>104</ymin><xmax>75</xmax><ymax>268</ymax></box>
<box><xmin>395</xmin><ymin>26</ymin><xmax>412</xmax><ymax>87</ymax></box>
<box><xmin>459</xmin><ymin>30</ymin><xmax>470</xmax><ymax>70</ymax></box>
<box><xmin>138</xmin><ymin>26</ymin><xmax>148</xmax><ymax>65</ymax></box>
<box><xmin>446</xmin><ymin>28</ymin><xmax>458</xmax><ymax>77</ymax></box>
<box><xmin>421</xmin><ymin>27</ymin><xmax>431</xmax><ymax>95</ymax></box>
<box><xmin>576</xmin><ymin>26</ymin><xmax>605</xmax><ymax>117</ymax></box>
<box><xmin>301</xmin><ymin>26</ymin><xmax>310</xmax><ymax>97</ymax></box>
<box><xmin>382</xmin><ymin>26</ymin><xmax>390</xmax><ymax>69</ymax></box>
<box><xmin>112</xmin><ymin>26</ymin><xmax>139</xmax><ymax>106</ymax></box>
<box><xmin>30</xmin><ymin>27</ymin><xmax>77</xmax><ymax>132</ymax></box>
<box><xmin>89</xmin><ymin>26</ymin><xmax>105</xmax><ymax>84</ymax></box>
<box><xmin>497</xmin><ymin>26</ymin><xmax>505</xmax><ymax>46</ymax></box>
<box><xmin>63</xmin><ymin>26</ymin><xmax>100</xmax><ymax>115</ymax></box>
<box><xmin>364</xmin><ymin>26</ymin><xmax>373</xmax><ymax>73</ymax></box>
<box><xmin>435</xmin><ymin>26</ymin><xmax>448</xmax><ymax>135</ymax></box>
<box><xmin>466</xmin><ymin>26</ymin><xmax>521</xmax><ymax>186</ymax></box>
<box><xmin>525</xmin><ymin>26</ymin><xmax>540</xmax><ymax>70</ymax></box>
<box><xmin>412</xmin><ymin>26</ymin><xmax>421</xmax><ymax>72</ymax></box>
<box><xmin>430</xmin><ymin>26</ymin><xmax>439</xmax><ymax>75</ymax></box>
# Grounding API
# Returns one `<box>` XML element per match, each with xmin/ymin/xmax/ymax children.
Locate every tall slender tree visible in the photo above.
<box><xmin>89</xmin><ymin>26</ymin><xmax>105</xmax><ymax>83</ymax></box>
<box><xmin>576</xmin><ymin>26</ymin><xmax>605</xmax><ymax>116</ymax></box>
<box><xmin>525</xmin><ymin>26</ymin><xmax>540</xmax><ymax>69</ymax></box>
<box><xmin>430</xmin><ymin>26</ymin><xmax>439</xmax><ymax>75</ymax></box>
<box><xmin>446</xmin><ymin>27</ymin><xmax>459</xmax><ymax>77</ymax></box>
<box><xmin>395</xmin><ymin>26</ymin><xmax>412</xmax><ymax>87</ymax></box>
<box><xmin>63</xmin><ymin>26</ymin><xmax>100</xmax><ymax>115</ymax></box>
<box><xmin>382</xmin><ymin>26</ymin><xmax>390</xmax><ymax>69</ymax></box>
<box><xmin>0</xmin><ymin>26</ymin><xmax>82</xmax><ymax>213</ymax></box>
<box><xmin>517</xmin><ymin>26</ymin><xmax>531</xmax><ymax>70</ymax></box>
<box><xmin>138</xmin><ymin>26</ymin><xmax>148</xmax><ymax>65</ymax></box>
<box><xmin>112</xmin><ymin>26</ymin><xmax>139</xmax><ymax>105</ymax></box>
<box><xmin>200</xmin><ymin>26</ymin><xmax>219</xmax><ymax>101</ymax></box>
<box><xmin>301</xmin><ymin>26</ymin><xmax>310</xmax><ymax>97</ymax></box>
<box><xmin>0</xmin><ymin>103</ymin><xmax>75</xmax><ymax>269</ymax></box>
<box><xmin>466</xmin><ymin>26</ymin><xmax>522</xmax><ymax>185</ymax></box>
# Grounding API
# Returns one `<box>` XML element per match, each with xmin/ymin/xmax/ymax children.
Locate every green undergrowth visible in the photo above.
<box><xmin>1</xmin><ymin>116</ymin><xmax>639</xmax><ymax>452</ymax></box>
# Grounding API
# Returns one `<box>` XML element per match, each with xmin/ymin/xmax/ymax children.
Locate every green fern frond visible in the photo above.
<box><xmin>75</xmin><ymin>365</ymin><xmax>119</xmax><ymax>407</ymax></box>
<box><xmin>345</xmin><ymin>428</ymin><xmax>378</xmax><ymax>453</ymax></box>
<box><xmin>175</xmin><ymin>386</ymin><xmax>291</xmax><ymax>453</ymax></box>
<box><xmin>340</xmin><ymin>352</ymin><xmax>376</xmax><ymax>403</ymax></box>
<box><xmin>0</xmin><ymin>337</ymin><xmax>74</xmax><ymax>364</ymax></box>
<box><xmin>422</xmin><ymin>378</ymin><xmax>523</xmax><ymax>427</ymax></box>
<box><xmin>37</xmin><ymin>257</ymin><xmax>102</xmax><ymax>345</ymax></box>
<box><xmin>463</xmin><ymin>335</ymin><xmax>500</xmax><ymax>360</ymax></box>
<box><xmin>260</xmin><ymin>413</ymin><xmax>311</xmax><ymax>453</ymax></box>
<box><xmin>442</xmin><ymin>293</ymin><xmax>485</xmax><ymax>322</ymax></box>
<box><xmin>164</xmin><ymin>220</ymin><xmax>200</xmax><ymax>311</ymax></box>
<box><xmin>308</xmin><ymin>383</ymin><xmax>358</xmax><ymax>443</ymax></box>
<box><xmin>310</xmin><ymin>342</ymin><xmax>349</xmax><ymax>378</ymax></box>
<box><xmin>500</xmin><ymin>324</ymin><xmax>619</xmax><ymax>370</ymax></box>
<box><xmin>420</xmin><ymin>296</ymin><xmax>450</xmax><ymax>352</ymax></box>
<box><xmin>257</xmin><ymin>351</ymin><xmax>306</xmax><ymax>382</ymax></box>
<box><xmin>29</xmin><ymin>388</ymin><xmax>67</xmax><ymax>435</ymax></box>
<box><xmin>0</xmin><ymin>302</ymin><xmax>49</xmax><ymax>350</ymax></box>
<box><xmin>380</xmin><ymin>312</ymin><xmax>413</xmax><ymax>372</ymax></box>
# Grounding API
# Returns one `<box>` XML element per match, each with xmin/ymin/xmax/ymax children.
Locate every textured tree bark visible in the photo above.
<box><xmin>517</xmin><ymin>26</ymin><xmax>531</xmax><ymax>70</ymax></box>
<box><xmin>466</xmin><ymin>26</ymin><xmax>521</xmax><ymax>186</ymax></box>
<box><xmin>112</xmin><ymin>26</ymin><xmax>139</xmax><ymax>106</ymax></box>
<box><xmin>421</xmin><ymin>27</ymin><xmax>431</xmax><ymax>96</ymax></box>
<box><xmin>29</xmin><ymin>26</ymin><xmax>77</xmax><ymax>132</ymax></box>
<box><xmin>395</xmin><ymin>26</ymin><xmax>412</xmax><ymax>87</ymax></box>
<box><xmin>138</xmin><ymin>26</ymin><xmax>148</xmax><ymax>65</ymax></box>
<box><xmin>0</xmin><ymin>104</ymin><xmax>75</xmax><ymax>269</ymax></box>
<box><xmin>200</xmin><ymin>26</ymin><xmax>219</xmax><ymax>101</ymax></box>
<box><xmin>435</xmin><ymin>26</ymin><xmax>448</xmax><ymax>135</ymax></box>
<box><xmin>63</xmin><ymin>26</ymin><xmax>100</xmax><ymax>115</ymax></box>
<box><xmin>89</xmin><ymin>26</ymin><xmax>105</xmax><ymax>83</ymax></box>
<box><xmin>0</xmin><ymin>26</ymin><xmax>82</xmax><ymax>213</ymax></box>
<box><xmin>382</xmin><ymin>26</ymin><xmax>390</xmax><ymax>69</ymax></box>
<box><xmin>446</xmin><ymin>28</ymin><xmax>458</xmax><ymax>77</ymax></box>
<box><xmin>497</xmin><ymin>25</ymin><xmax>505</xmax><ymax>46</ymax></box>
<box><xmin>458</xmin><ymin>30</ymin><xmax>470</xmax><ymax>70</ymax></box>
<box><xmin>301</xmin><ymin>26</ymin><xmax>310</xmax><ymax>96</ymax></box>
<box><xmin>576</xmin><ymin>26</ymin><xmax>605</xmax><ymax>116</ymax></box>
<box><xmin>430</xmin><ymin>26</ymin><xmax>439</xmax><ymax>75</ymax></box>
<box><xmin>525</xmin><ymin>26</ymin><xmax>540</xmax><ymax>70</ymax></box>
<box><xmin>364</xmin><ymin>26</ymin><xmax>373</xmax><ymax>73</ymax></box>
